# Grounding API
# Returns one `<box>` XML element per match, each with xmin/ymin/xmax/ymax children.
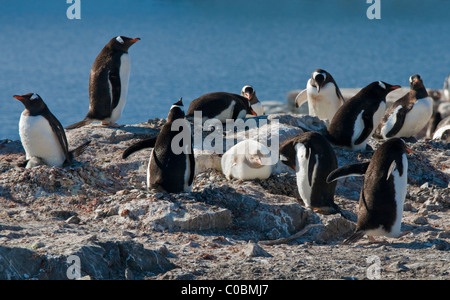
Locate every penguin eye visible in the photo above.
<box><xmin>116</xmin><ymin>36</ymin><xmax>124</xmax><ymax>44</ymax></box>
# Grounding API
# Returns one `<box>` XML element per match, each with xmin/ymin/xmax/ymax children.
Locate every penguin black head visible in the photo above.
<box><xmin>409</xmin><ymin>74</ymin><xmax>426</xmax><ymax>90</ymax></box>
<box><xmin>279</xmin><ymin>138</ymin><xmax>298</xmax><ymax>170</ymax></box>
<box><xmin>13</xmin><ymin>93</ymin><xmax>47</xmax><ymax>116</ymax></box>
<box><xmin>311</xmin><ymin>69</ymin><xmax>330</xmax><ymax>93</ymax></box>
<box><xmin>241</xmin><ymin>85</ymin><xmax>256</xmax><ymax>101</ymax></box>
<box><xmin>167</xmin><ymin>98</ymin><xmax>186</xmax><ymax>121</ymax></box>
<box><xmin>110</xmin><ymin>36</ymin><xmax>140</xmax><ymax>52</ymax></box>
<box><xmin>366</xmin><ymin>81</ymin><xmax>401</xmax><ymax>99</ymax></box>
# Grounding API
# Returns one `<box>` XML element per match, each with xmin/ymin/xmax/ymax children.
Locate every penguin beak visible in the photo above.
<box><xmin>390</xmin><ymin>85</ymin><xmax>401</xmax><ymax>91</ymax></box>
<box><xmin>250</xmin><ymin>109</ymin><xmax>257</xmax><ymax>116</ymax></box>
<box><xmin>130</xmin><ymin>38</ymin><xmax>140</xmax><ymax>43</ymax></box>
<box><xmin>13</xmin><ymin>95</ymin><xmax>25</xmax><ymax>101</ymax></box>
<box><xmin>406</xmin><ymin>147</ymin><xmax>413</xmax><ymax>154</ymax></box>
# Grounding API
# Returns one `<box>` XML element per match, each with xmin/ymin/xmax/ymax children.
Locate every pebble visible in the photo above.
<box><xmin>66</xmin><ymin>215</ymin><xmax>81</xmax><ymax>224</ymax></box>
<box><xmin>413</xmin><ymin>216</ymin><xmax>428</xmax><ymax>225</ymax></box>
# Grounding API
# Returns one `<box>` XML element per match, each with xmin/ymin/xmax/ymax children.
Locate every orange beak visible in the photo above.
<box><xmin>130</xmin><ymin>38</ymin><xmax>140</xmax><ymax>43</ymax></box>
<box><xmin>251</xmin><ymin>109</ymin><xmax>257</xmax><ymax>116</ymax></box>
<box><xmin>406</xmin><ymin>147</ymin><xmax>413</xmax><ymax>154</ymax></box>
<box><xmin>13</xmin><ymin>95</ymin><xmax>25</xmax><ymax>100</ymax></box>
<box><xmin>390</xmin><ymin>85</ymin><xmax>401</xmax><ymax>91</ymax></box>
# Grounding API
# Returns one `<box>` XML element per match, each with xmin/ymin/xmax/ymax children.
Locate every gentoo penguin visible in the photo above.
<box><xmin>241</xmin><ymin>85</ymin><xmax>265</xmax><ymax>117</ymax></box>
<box><xmin>66</xmin><ymin>36</ymin><xmax>140</xmax><ymax>129</ymax></box>
<box><xmin>279</xmin><ymin>132</ymin><xmax>340</xmax><ymax>214</ymax></box>
<box><xmin>295</xmin><ymin>69</ymin><xmax>345</xmax><ymax>124</ymax></box>
<box><xmin>327</xmin><ymin>138</ymin><xmax>411</xmax><ymax>244</ymax></box>
<box><xmin>374</xmin><ymin>75</ymin><xmax>433</xmax><ymax>140</ymax></box>
<box><xmin>221</xmin><ymin>139</ymin><xmax>272</xmax><ymax>180</ymax></box>
<box><xmin>325</xmin><ymin>81</ymin><xmax>400</xmax><ymax>151</ymax></box>
<box><xmin>186</xmin><ymin>91</ymin><xmax>257</xmax><ymax>123</ymax></box>
<box><xmin>122</xmin><ymin>99</ymin><xmax>195</xmax><ymax>193</ymax></box>
<box><xmin>14</xmin><ymin>93</ymin><xmax>90</xmax><ymax>168</ymax></box>
<box><xmin>432</xmin><ymin>115</ymin><xmax>450</xmax><ymax>142</ymax></box>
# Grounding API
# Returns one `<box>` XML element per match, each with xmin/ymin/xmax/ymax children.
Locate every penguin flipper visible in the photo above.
<box><xmin>295</xmin><ymin>89</ymin><xmax>308</xmax><ymax>108</ymax></box>
<box><xmin>109</xmin><ymin>68</ymin><xmax>121</xmax><ymax>110</ymax></box>
<box><xmin>65</xmin><ymin>119</ymin><xmax>93</xmax><ymax>130</ymax></box>
<box><xmin>307</xmin><ymin>149</ymin><xmax>316</xmax><ymax>187</ymax></box>
<box><xmin>68</xmin><ymin>141</ymin><xmax>91</xmax><ymax>159</ymax></box>
<box><xmin>385</xmin><ymin>106</ymin><xmax>408</xmax><ymax>138</ymax></box>
<box><xmin>354</xmin><ymin>111</ymin><xmax>374</xmax><ymax>145</ymax></box>
<box><xmin>188</xmin><ymin>152</ymin><xmax>195</xmax><ymax>186</ymax></box>
<box><xmin>326</xmin><ymin>162</ymin><xmax>370</xmax><ymax>183</ymax></box>
<box><xmin>342</xmin><ymin>230</ymin><xmax>365</xmax><ymax>245</ymax></box>
<box><xmin>45</xmin><ymin>109</ymin><xmax>71</xmax><ymax>164</ymax></box>
<box><xmin>122</xmin><ymin>137</ymin><xmax>157</xmax><ymax>159</ymax></box>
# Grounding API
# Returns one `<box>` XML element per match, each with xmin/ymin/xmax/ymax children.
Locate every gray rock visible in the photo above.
<box><xmin>241</xmin><ymin>242</ymin><xmax>272</xmax><ymax>258</ymax></box>
<box><xmin>0</xmin><ymin>240</ymin><xmax>176</xmax><ymax>280</ymax></box>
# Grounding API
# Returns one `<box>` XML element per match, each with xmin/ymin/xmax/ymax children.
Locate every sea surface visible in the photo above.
<box><xmin>1</xmin><ymin>0</ymin><xmax>450</xmax><ymax>140</ymax></box>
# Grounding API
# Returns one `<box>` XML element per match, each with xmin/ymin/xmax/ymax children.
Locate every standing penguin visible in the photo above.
<box><xmin>374</xmin><ymin>75</ymin><xmax>433</xmax><ymax>140</ymax></box>
<box><xmin>325</xmin><ymin>81</ymin><xmax>400</xmax><ymax>151</ymax></box>
<box><xmin>279</xmin><ymin>132</ymin><xmax>340</xmax><ymax>214</ymax></box>
<box><xmin>221</xmin><ymin>139</ymin><xmax>272</xmax><ymax>180</ymax></box>
<box><xmin>122</xmin><ymin>99</ymin><xmax>195</xmax><ymax>193</ymax></box>
<box><xmin>295</xmin><ymin>69</ymin><xmax>345</xmax><ymax>124</ymax></box>
<box><xmin>66</xmin><ymin>36</ymin><xmax>140</xmax><ymax>129</ymax></box>
<box><xmin>186</xmin><ymin>91</ymin><xmax>257</xmax><ymax>123</ymax></box>
<box><xmin>14</xmin><ymin>93</ymin><xmax>90</xmax><ymax>168</ymax></box>
<box><xmin>241</xmin><ymin>85</ymin><xmax>265</xmax><ymax>117</ymax></box>
<box><xmin>327</xmin><ymin>138</ymin><xmax>411</xmax><ymax>244</ymax></box>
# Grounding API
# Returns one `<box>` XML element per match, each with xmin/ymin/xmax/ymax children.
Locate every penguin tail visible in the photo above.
<box><xmin>70</xmin><ymin>140</ymin><xmax>91</xmax><ymax>158</ymax></box>
<box><xmin>342</xmin><ymin>230</ymin><xmax>365</xmax><ymax>245</ymax></box>
<box><xmin>65</xmin><ymin>118</ymin><xmax>92</xmax><ymax>130</ymax></box>
<box><xmin>122</xmin><ymin>137</ymin><xmax>157</xmax><ymax>159</ymax></box>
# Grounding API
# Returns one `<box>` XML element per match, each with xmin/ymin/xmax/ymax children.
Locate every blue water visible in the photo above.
<box><xmin>1</xmin><ymin>0</ymin><xmax>450</xmax><ymax>140</ymax></box>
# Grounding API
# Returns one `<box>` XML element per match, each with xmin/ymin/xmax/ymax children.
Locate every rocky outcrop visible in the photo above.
<box><xmin>0</xmin><ymin>113</ymin><xmax>449</xmax><ymax>280</ymax></box>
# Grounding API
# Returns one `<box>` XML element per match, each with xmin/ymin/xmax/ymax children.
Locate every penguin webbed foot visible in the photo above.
<box><xmin>102</xmin><ymin>121</ymin><xmax>123</xmax><ymax>128</ymax></box>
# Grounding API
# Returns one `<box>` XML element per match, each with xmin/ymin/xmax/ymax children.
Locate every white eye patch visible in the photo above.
<box><xmin>378</xmin><ymin>81</ymin><xmax>386</xmax><ymax>89</ymax></box>
<box><xmin>313</xmin><ymin>71</ymin><xmax>326</xmax><ymax>81</ymax></box>
<box><xmin>116</xmin><ymin>36</ymin><xmax>124</xmax><ymax>44</ymax></box>
<box><xmin>30</xmin><ymin>93</ymin><xmax>39</xmax><ymax>101</ymax></box>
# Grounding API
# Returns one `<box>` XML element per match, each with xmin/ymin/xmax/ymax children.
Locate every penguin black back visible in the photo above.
<box><xmin>326</xmin><ymin>81</ymin><xmax>400</xmax><ymax>149</ymax></box>
<box><xmin>186</xmin><ymin>92</ymin><xmax>256</xmax><ymax>122</ymax></box>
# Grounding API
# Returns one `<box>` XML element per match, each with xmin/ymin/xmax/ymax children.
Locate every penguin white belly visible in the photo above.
<box><xmin>391</xmin><ymin>97</ymin><xmax>433</xmax><ymax>138</ymax></box>
<box><xmin>351</xmin><ymin>111</ymin><xmax>366</xmax><ymax>151</ymax></box>
<box><xmin>390</xmin><ymin>154</ymin><xmax>408</xmax><ymax>237</ymax></box>
<box><xmin>110</xmin><ymin>53</ymin><xmax>130</xmax><ymax>123</ymax></box>
<box><xmin>307</xmin><ymin>82</ymin><xmax>341</xmax><ymax>122</ymax></box>
<box><xmin>294</xmin><ymin>143</ymin><xmax>315</xmax><ymax>207</ymax></box>
<box><xmin>146</xmin><ymin>149</ymin><xmax>154</xmax><ymax>189</ymax></box>
<box><xmin>19</xmin><ymin>114</ymin><xmax>66</xmax><ymax>167</ymax></box>
<box><xmin>212</xmin><ymin>101</ymin><xmax>236</xmax><ymax>123</ymax></box>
